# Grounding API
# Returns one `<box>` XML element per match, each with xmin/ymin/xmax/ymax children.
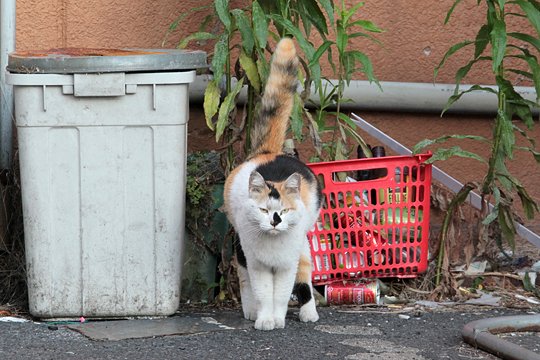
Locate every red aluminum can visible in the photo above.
<box><xmin>325</xmin><ymin>280</ymin><xmax>380</xmax><ymax>305</ymax></box>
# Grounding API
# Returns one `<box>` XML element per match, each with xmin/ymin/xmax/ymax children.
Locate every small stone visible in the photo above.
<box><xmin>48</xmin><ymin>325</ymin><xmax>59</xmax><ymax>331</ymax></box>
<box><xmin>532</xmin><ymin>260</ymin><xmax>540</xmax><ymax>272</ymax></box>
<box><xmin>398</xmin><ymin>314</ymin><xmax>410</xmax><ymax>320</ymax></box>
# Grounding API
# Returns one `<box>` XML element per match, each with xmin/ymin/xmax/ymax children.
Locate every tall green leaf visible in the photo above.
<box><xmin>318</xmin><ymin>0</ymin><xmax>335</xmax><ymax>26</ymax></box>
<box><xmin>177</xmin><ymin>32</ymin><xmax>217</xmax><ymax>49</ymax></box>
<box><xmin>512</xmin><ymin>0</ymin><xmax>540</xmax><ymax>36</ymax></box>
<box><xmin>508</xmin><ymin>32</ymin><xmax>540</xmax><ymax>52</ymax></box>
<box><xmin>445</xmin><ymin>0</ymin><xmax>464</xmax><ymax>24</ymax></box>
<box><xmin>252</xmin><ymin>1</ymin><xmax>268</xmax><ymax>49</ymax></box>
<box><xmin>215</xmin><ymin>78</ymin><xmax>244</xmax><ymax>141</ymax></box>
<box><xmin>434</xmin><ymin>41</ymin><xmax>474</xmax><ymax>79</ymax></box>
<box><xmin>231</xmin><ymin>9</ymin><xmax>255</xmax><ymax>55</ymax></box>
<box><xmin>301</xmin><ymin>0</ymin><xmax>329</xmax><ymax>35</ymax></box>
<box><xmin>490</xmin><ymin>18</ymin><xmax>507</xmax><ymax>71</ymax></box>
<box><xmin>413</xmin><ymin>134</ymin><xmax>490</xmax><ymax>154</ymax></box>
<box><xmin>425</xmin><ymin>146</ymin><xmax>486</xmax><ymax>164</ymax></box>
<box><xmin>203</xmin><ymin>80</ymin><xmax>221</xmax><ymax>130</ymax></box>
<box><xmin>441</xmin><ymin>85</ymin><xmax>498</xmax><ymax>115</ymax></box>
<box><xmin>474</xmin><ymin>24</ymin><xmax>491</xmax><ymax>58</ymax></box>
<box><xmin>336</xmin><ymin>21</ymin><xmax>348</xmax><ymax>55</ymax></box>
<box><xmin>309</xmin><ymin>40</ymin><xmax>333</xmax><ymax>68</ymax></box>
<box><xmin>239</xmin><ymin>50</ymin><xmax>261</xmax><ymax>93</ymax></box>
<box><xmin>349</xmin><ymin>50</ymin><xmax>380</xmax><ymax>87</ymax></box>
<box><xmin>215</xmin><ymin>0</ymin><xmax>232</xmax><ymax>31</ymax></box>
<box><xmin>350</xmin><ymin>20</ymin><xmax>384</xmax><ymax>33</ymax></box>
<box><xmin>212</xmin><ymin>34</ymin><xmax>229</xmax><ymax>84</ymax></box>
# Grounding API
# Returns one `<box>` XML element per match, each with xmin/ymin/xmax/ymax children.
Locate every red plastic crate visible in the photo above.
<box><xmin>307</xmin><ymin>153</ymin><xmax>432</xmax><ymax>284</ymax></box>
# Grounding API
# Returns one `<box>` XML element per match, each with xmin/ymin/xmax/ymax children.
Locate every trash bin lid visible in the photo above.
<box><xmin>7</xmin><ymin>48</ymin><xmax>207</xmax><ymax>74</ymax></box>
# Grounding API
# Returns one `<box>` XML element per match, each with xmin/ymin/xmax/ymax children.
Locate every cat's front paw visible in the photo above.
<box><xmin>254</xmin><ymin>317</ymin><xmax>275</xmax><ymax>331</ymax></box>
<box><xmin>273</xmin><ymin>316</ymin><xmax>285</xmax><ymax>329</ymax></box>
<box><xmin>243</xmin><ymin>309</ymin><xmax>257</xmax><ymax>321</ymax></box>
<box><xmin>299</xmin><ymin>306</ymin><xmax>319</xmax><ymax>323</ymax></box>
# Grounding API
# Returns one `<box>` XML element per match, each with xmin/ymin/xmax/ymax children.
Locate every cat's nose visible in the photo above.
<box><xmin>271</xmin><ymin>212</ymin><xmax>282</xmax><ymax>227</ymax></box>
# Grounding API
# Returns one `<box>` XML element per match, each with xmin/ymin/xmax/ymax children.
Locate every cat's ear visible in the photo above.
<box><xmin>249</xmin><ymin>171</ymin><xmax>267</xmax><ymax>197</ymax></box>
<box><xmin>284</xmin><ymin>173</ymin><xmax>301</xmax><ymax>195</ymax></box>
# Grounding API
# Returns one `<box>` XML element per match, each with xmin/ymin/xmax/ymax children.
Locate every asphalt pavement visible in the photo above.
<box><xmin>1</xmin><ymin>304</ymin><xmax>539</xmax><ymax>360</ymax></box>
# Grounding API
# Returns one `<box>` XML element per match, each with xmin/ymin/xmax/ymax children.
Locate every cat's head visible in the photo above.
<box><xmin>247</xmin><ymin>170</ymin><xmax>302</xmax><ymax>235</ymax></box>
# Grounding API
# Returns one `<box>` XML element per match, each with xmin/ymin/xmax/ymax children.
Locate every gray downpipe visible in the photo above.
<box><xmin>0</xmin><ymin>0</ymin><xmax>16</xmax><ymax>169</ymax></box>
<box><xmin>462</xmin><ymin>315</ymin><xmax>540</xmax><ymax>360</ymax></box>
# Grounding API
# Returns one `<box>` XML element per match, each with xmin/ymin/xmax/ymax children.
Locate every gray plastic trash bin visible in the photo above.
<box><xmin>7</xmin><ymin>48</ymin><xmax>206</xmax><ymax>319</ymax></box>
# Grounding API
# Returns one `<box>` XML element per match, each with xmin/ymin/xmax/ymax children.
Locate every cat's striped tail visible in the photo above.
<box><xmin>250</xmin><ymin>38</ymin><xmax>299</xmax><ymax>156</ymax></box>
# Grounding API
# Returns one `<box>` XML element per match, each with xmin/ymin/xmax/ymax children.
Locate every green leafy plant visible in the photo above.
<box><xmin>173</xmin><ymin>0</ymin><xmax>381</xmax><ymax>171</ymax></box>
<box><xmin>300</xmin><ymin>1</ymin><xmax>383</xmax><ymax>162</ymax></box>
<box><xmin>414</xmin><ymin>0</ymin><xmax>540</xmax><ymax>289</ymax></box>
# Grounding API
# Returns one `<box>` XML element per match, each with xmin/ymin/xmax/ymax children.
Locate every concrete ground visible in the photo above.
<box><xmin>1</xmin><ymin>304</ymin><xmax>539</xmax><ymax>360</ymax></box>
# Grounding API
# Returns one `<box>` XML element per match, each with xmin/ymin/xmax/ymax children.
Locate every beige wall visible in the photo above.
<box><xmin>16</xmin><ymin>0</ymin><xmax>533</xmax><ymax>85</ymax></box>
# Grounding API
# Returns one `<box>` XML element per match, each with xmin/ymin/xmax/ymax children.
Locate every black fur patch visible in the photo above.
<box><xmin>293</xmin><ymin>283</ymin><xmax>312</xmax><ymax>305</ymax></box>
<box><xmin>255</xmin><ymin>155</ymin><xmax>323</xmax><ymax>208</ymax></box>
<box><xmin>275</xmin><ymin>61</ymin><xmax>298</xmax><ymax>78</ymax></box>
<box><xmin>260</xmin><ymin>97</ymin><xmax>278</xmax><ymax>119</ymax></box>
<box><xmin>234</xmin><ymin>236</ymin><xmax>247</xmax><ymax>268</ymax></box>
<box><xmin>268</xmin><ymin>185</ymin><xmax>280</xmax><ymax>199</ymax></box>
<box><xmin>256</xmin><ymin>155</ymin><xmax>313</xmax><ymax>183</ymax></box>
<box><xmin>272</xmin><ymin>212</ymin><xmax>282</xmax><ymax>225</ymax></box>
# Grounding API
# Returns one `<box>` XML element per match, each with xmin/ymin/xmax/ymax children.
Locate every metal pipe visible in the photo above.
<box><xmin>462</xmin><ymin>315</ymin><xmax>540</xmax><ymax>360</ymax></box>
<box><xmin>189</xmin><ymin>75</ymin><xmax>539</xmax><ymax>115</ymax></box>
<box><xmin>0</xmin><ymin>0</ymin><xmax>16</xmax><ymax>169</ymax></box>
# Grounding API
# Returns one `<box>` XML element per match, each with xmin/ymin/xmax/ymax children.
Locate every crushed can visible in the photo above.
<box><xmin>325</xmin><ymin>280</ymin><xmax>380</xmax><ymax>305</ymax></box>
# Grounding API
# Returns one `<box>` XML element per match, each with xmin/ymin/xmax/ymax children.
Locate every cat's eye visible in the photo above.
<box><xmin>280</xmin><ymin>208</ymin><xmax>290</xmax><ymax>215</ymax></box>
<box><xmin>259</xmin><ymin>208</ymin><xmax>269</xmax><ymax>213</ymax></box>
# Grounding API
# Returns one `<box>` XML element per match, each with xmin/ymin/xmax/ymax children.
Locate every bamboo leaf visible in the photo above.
<box><xmin>474</xmin><ymin>24</ymin><xmax>491</xmax><ymax>58</ymax></box>
<box><xmin>348</xmin><ymin>31</ymin><xmax>383</xmax><ymax>45</ymax></box>
<box><xmin>445</xmin><ymin>0</ymin><xmax>464</xmax><ymax>24</ymax></box>
<box><xmin>268</xmin><ymin>15</ymin><xmax>315</xmax><ymax>58</ymax></box>
<box><xmin>512</xmin><ymin>0</ymin><xmax>540</xmax><ymax>37</ymax></box>
<box><xmin>424</xmin><ymin>146</ymin><xmax>487</xmax><ymax>164</ymax></box>
<box><xmin>507</xmin><ymin>68</ymin><xmax>533</xmax><ymax>79</ymax></box>
<box><xmin>252</xmin><ymin>1</ymin><xmax>268</xmax><ymax>49</ymax></box>
<box><xmin>490</xmin><ymin>18</ymin><xmax>507</xmax><ymax>71</ymax></box>
<box><xmin>309</xmin><ymin>40</ymin><xmax>333</xmax><ymax>68</ymax></box>
<box><xmin>508</xmin><ymin>99</ymin><xmax>534</xmax><ymax>128</ymax></box>
<box><xmin>524</xmin><ymin>55</ymin><xmax>540</xmax><ymax>101</ymax></box>
<box><xmin>336</xmin><ymin>21</ymin><xmax>348</xmax><ymax>55</ymax></box>
<box><xmin>516</xmin><ymin>184</ymin><xmax>540</xmax><ymax>219</ymax></box>
<box><xmin>498</xmin><ymin>207</ymin><xmax>516</xmax><ymax>250</ymax></box>
<box><xmin>343</xmin><ymin>2</ymin><xmax>365</xmax><ymax>25</ymax></box>
<box><xmin>215</xmin><ymin>77</ymin><xmax>244</xmax><ymax>141</ymax></box>
<box><xmin>508</xmin><ymin>32</ymin><xmax>540</xmax><ymax>53</ymax></box>
<box><xmin>239</xmin><ymin>50</ymin><xmax>261</xmax><ymax>93</ymax></box>
<box><xmin>442</xmin><ymin>85</ymin><xmax>498</xmax><ymax>115</ymax></box>
<box><xmin>497</xmin><ymin>110</ymin><xmax>515</xmax><ymax>159</ymax></box>
<box><xmin>177</xmin><ymin>32</ymin><xmax>217</xmax><ymax>49</ymax></box>
<box><xmin>434</xmin><ymin>41</ymin><xmax>474</xmax><ymax>80</ymax></box>
<box><xmin>413</xmin><ymin>134</ymin><xmax>490</xmax><ymax>154</ymax></box>
<box><xmin>212</xmin><ymin>34</ymin><xmax>229</xmax><ymax>84</ymax></box>
<box><xmin>290</xmin><ymin>93</ymin><xmax>304</xmax><ymax>141</ymax></box>
<box><xmin>203</xmin><ymin>80</ymin><xmax>221</xmax><ymax>130</ymax></box>
<box><xmin>301</xmin><ymin>0</ymin><xmax>329</xmax><ymax>35</ymax></box>
<box><xmin>215</xmin><ymin>0</ymin><xmax>232</xmax><ymax>31</ymax></box>
<box><xmin>231</xmin><ymin>9</ymin><xmax>255</xmax><ymax>55</ymax></box>
<box><xmin>318</xmin><ymin>0</ymin><xmax>335</xmax><ymax>26</ymax></box>
<box><xmin>349</xmin><ymin>50</ymin><xmax>380</xmax><ymax>88</ymax></box>
<box><xmin>513</xmin><ymin>123</ymin><xmax>536</xmax><ymax>147</ymax></box>
<box><xmin>349</xmin><ymin>20</ymin><xmax>384</xmax><ymax>33</ymax></box>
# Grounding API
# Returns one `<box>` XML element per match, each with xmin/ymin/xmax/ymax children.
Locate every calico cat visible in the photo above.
<box><xmin>223</xmin><ymin>38</ymin><xmax>322</xmax><ymax>331</ymax></box>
